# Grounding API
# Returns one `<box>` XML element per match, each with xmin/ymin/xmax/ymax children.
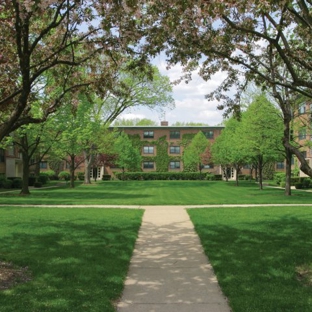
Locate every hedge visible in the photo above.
<box><xmin>115</xmin><ymin>172</ymin><xmax>221</xmax><ymax>181</ymax></box>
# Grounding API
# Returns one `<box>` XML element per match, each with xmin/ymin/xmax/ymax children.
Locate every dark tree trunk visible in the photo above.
<box><xmin>20</xmin><ymin>152</ymin><xmax>30</xmax><ymax>195</ymax></box>
<box><xmin>69</xmin><ymin>155</ymin><xmax>76</xmax><ymax>188</ymax></box>
<box><xmin>258</xmin><ymin>156</ymin><xmax>263</xmax><ymax>190</ymax></box>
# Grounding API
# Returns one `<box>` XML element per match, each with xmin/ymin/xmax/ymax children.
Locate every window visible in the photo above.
<box><xmin>143</xmin><ymin>161</ymin><xmax>154</xmax><ymax>169</ymax></box>
<box><xmin>169</xmin><ymin>161</ymin><xmax>180</xmax><ymax>169</ymax></box>
<box><xmin>143</xmin><ymin>131</ymin><xmax>154</xmax><ymax>139</ymax></box>
<box><xmin>299</xmin><ymin>103</ymin><xmax>306</xmax><ymax>114</ymax></box>
<box><xmin>203</xmin><ymin>164</ymin><xmax>214</xmax><ymax>169</ymax></box>
<box><xmin>169</xmin><ymin>146</ymin><xmax>180</xmax><ymax>154</ymax></box>
<box><xmin>243</xmin><ymin>164</ymin><xmax>251</xmax><ymax>169</ymax></box>
<box><xmin>170</xmin><ymin>130</ymin><xmax>180</xmax><ymax>139</ymax></box>
<box><xmin>276</xmin><ymin>162</ymin><xmax>284</xmax><ymax>169</ymax></box>
<box><xmin>143</xmin><ymin>146</ymin><xmax>154</xmax><ymax>154</ymax></box>
<box><xmin>299</xmin><ymin>129</ymin><xmax>306</xmax><ymax>140</ymax></box>
<box><xmin>204</xmin><ymin>131</ymin><xmax>214</xmax><ymax>139</ymax></box>
<box><xmin>0</xmin><ymin>149</ymin><xmax>4</xmax><ymax>162</ymax></box>
<box><xmin>40</xmin><ymin>161</ymin><xmax>48</xmax><ymax>169</ymax></box>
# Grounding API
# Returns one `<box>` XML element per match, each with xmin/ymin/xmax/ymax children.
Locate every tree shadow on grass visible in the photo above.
<box><xmin>0</xmin><ymin>215</ymin><xmax>142</xmax><ymax>312</ymax></box>
<box><xmin>192</xmin><ymin>215</ymin><xmax>312</xmax><ymax>312</ymax></box>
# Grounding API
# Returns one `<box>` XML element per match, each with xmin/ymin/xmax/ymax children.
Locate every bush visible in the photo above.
<box><xmin>0</xmin><ymin>175</ymin><xmax>7</xmax><ymax>188</ymax></box>
<box><xmin>102</xmin><ymin>174</ymin><xmax>111</xmax><ymax>181</ymax></box>
<box><xmin>280</xmin><ymin>181</ymin><xmax>286</xmax><ymax>188</ymax></box>
<box><xmin>38</xmin><ymin>173</ymin><xmax>49</xmax><ymax>185</ymax></box>
<box><xmin>28</xmin><ymin>176</ymin><xmax>36</xmax><ymax>186</ymax></box>
<box><xmin>44</xmin><ymin>170</ymin><xmax>56</xmax><ymax>178</ymax></box>
<box><xmin>34</xmin><ymin>181</ymin><xmax>42</xmax><ymax>188</ymax></box>
<box><xmin>77</xmin><ymin>172</ymin><xmax>84</xmax><ymax>181</ymax></box>
<box><xmin>58</xmin><ymin>171</ymin><xmax>70</xmax><ymax>181</ymax></box>
<box><xmin>3</xmin><ymin>179</ymin><xmax>13</xmax><ymax>189</ymax></box>
<box><xmin>302</xmin><ymin>178</ymin><xmax>311</xmax><ymax>188</ymax></box>
<box><xmin>12</xmin><ymin>178</ymin><xmax>23</xmax><ymax>188</ymax></box>
<box><xmin>274</xmin><ymin>172</ymin><xmax>286</xmax><ymax>185</ymax></box>
<box><xmin>114</xmin><ymin>172</ymin><xmax>221</xmax><ymax>181</ymax></box>
<box><xmin>295</xmin><ymin>182</ymin><xmax>303</xmax><ymax>189</ymax></box>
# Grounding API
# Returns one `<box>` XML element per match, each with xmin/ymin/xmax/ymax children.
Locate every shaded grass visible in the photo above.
<box><xmin>0</xmin><ymin>180</ymin><xmax>312</xmax><ymax>205</ymax></box>
<box><xmin>188</xmin><ymin>206</ymin><xmax>312</xmax><ymax>312</ymax></box>
<box><xmin>0</xmin><ymin>207</ymin><xmax>143</xmax><ymax>312</ymax></box>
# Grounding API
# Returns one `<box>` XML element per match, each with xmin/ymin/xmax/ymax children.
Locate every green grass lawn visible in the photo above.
<box><xmin>0</xmin><ymin>180</ymin><xmax>311</xmax><ymax>205</ymax></box>
<box><xmin>188</xmin><ymin>206</ymin><xmax>312</xmax><ymax>312</ymax></box>
<box><xmin>0</xmin><ymin>207</ymin><xmax>143</xmax><ymax>312</ymax></box>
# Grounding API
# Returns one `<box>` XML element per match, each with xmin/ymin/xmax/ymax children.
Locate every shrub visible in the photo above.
<box><xmin>102</xmin><ymin>174</ymin><xmax>111</xmax><ymax>181</ymax></box>
<box><xmin>44</xmin><ymin>170</ymin><xmax>56</xmax><ymax>178</ymax></box>
<box><xmin>12</xmin><ymin>178</ymin><xmax>23</xmax><ymax>188</ymax></box>
<box><xmin>280</xmin><ymin>181</ymin><xmax>286</xmax><ymax>188</ymax></box>
<box><xmin>115</xmin><ymin>172</ymin><xmax>219</xmax><ymax>181</ymax></box>
<box><xmin>3</xmin><ymin>179</ymin><xmax>13</xmax><ymax>189</ymax></box>
<box><xmin>77</xmin><ymin>172</ymin><xmax>84</xmax><ymax>181</ymax></box>
<box><xmin>295</xmin><ymin>182</ymin><xmax>303</xmax><ymax>189</ymax></box>
<box><xmin>28</xmin><ymin>176</ymin><xmax>36</xmax><ymax>186</ymax></box>
<box><xmin>34</xmin><ymin>181</ymin><xmax>42</xmax><ymax>188</ymax></box>
<box><xmin>58</xmin><ymin>171</ymin><xmax>70</xmax><ymax>181</ymax></box>
<box><xmin>302</xmin><ymin>178</ymin><xmax>311</xmax><ymax>188</ymax></box>
<box><xmin>0</xmin><ymin>175</ymin><xmax>7</xmax><ymax>188</ymax></box>
<box><xmin>274</xmin><ymin>172</ymin><xmax>286</xmax><ymax>185</ymax></box>
<box><xmin>38</xmin><ymin>173</ymin><xmax>49</xmax><ymax>185</ymax></box>
<box><xmin>214</xmin><ymin>174</ymin><xmax>223</xmax><ymax>181</ymax></box>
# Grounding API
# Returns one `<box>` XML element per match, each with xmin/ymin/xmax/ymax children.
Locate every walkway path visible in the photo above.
<box><xmin>116</xmin><ymin>206</ymin><xmax>231</xmax><ymax>312</ymax></box>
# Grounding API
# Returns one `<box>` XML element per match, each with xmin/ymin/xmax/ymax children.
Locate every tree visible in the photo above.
<box><xmin>99</xmin><ymin>65</ymin><xmax>174</xmax><ymax>125</ymax></box>
<box><xmin>211</xmin><ymin>118</ymin><xmax>248</xmax><ymax>185</ymax></box>
<box><xmin>182</xmin><ymin>131</ymin><xmax>209</xmax><ymax>175</ymax></box>
<box><xmin>113</xmin><ymin>118</ymin><xmax>158</xmax><ymax>126</ymax></box>
<box><xmin>113</xmin><ymin>132</ymin><xmax>142</xmax><ymax>179</ymax></box>
<box><xmin>240</xmin><ymin>94</ymin><xmax>284</xmax><ymax>190</ymax></box>
<box><xmin>82</xmin><ymin>64</ymin><xmax>174</xmax><ymax>184</ymax></box>
<box><xmin>141</xmin><ymin>0</ymin><xmax>312</xmax><ymax>178</ymax></box>
<box><xmin>0</xmin><ymin>1</ymin><xmax>154</xmax><ymax>141</ymax></box>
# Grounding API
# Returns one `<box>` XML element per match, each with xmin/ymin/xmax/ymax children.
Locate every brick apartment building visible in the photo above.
<box><xmin>109</xmin><ymin>121</ymin><xmax>224</xmax><ymax>175</ymax></box>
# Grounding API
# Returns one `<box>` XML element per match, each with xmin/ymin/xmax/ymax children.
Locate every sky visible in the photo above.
<box><xmin>116</xmin><ymin>57</ymin><xmax>226</xmax><ymax>126</ymax></box>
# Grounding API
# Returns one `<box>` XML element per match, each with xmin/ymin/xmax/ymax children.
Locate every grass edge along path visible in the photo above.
<box><xmin>188</xmin><ymin>206</ymin><xmax>312</xmax><ymax>312</ymax></box>
<box><xmin>0</xmin><ymin>207</ymin><xmax>144</xmax><ymax>312</ymax></box>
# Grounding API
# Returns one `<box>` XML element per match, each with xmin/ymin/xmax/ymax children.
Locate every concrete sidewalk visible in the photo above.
<box><xmin>117</xmin><ymin>206</ymin><xmax>231</xmax><ymax>312</ymax></box>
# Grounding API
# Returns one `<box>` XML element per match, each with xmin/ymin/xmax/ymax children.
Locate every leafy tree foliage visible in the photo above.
<box><xmin>113</xmin><ymin>132</ymin><xmax>142</xmax><ymax>179</ymax></box>
<box><xmin>141</xmin><ymin>0</ymin><xmax>312</xmax><ymax>177</ymax></box>
<box><xmin>211</xmin><ymin>118</ymin><xmax>248</xmax><ymax>184</ymax></box>
<box><xmin>113</xmin><ymin>118</ymin><xmax>158</xmax><ymax>126</ymax></box>
<box><xmin>240</xmin><ymin>94</ymin><xmax>284</xmax><ymax>190</ymax></box>
<box><xmin>0</xmin><ymin>1</ymin><xmax>158</xmax><ymax>141</ymax></box>
<box><xmin>183</xmin><ymin>131</ymin><xmax>209</xmax><ymax>174</ymax></box>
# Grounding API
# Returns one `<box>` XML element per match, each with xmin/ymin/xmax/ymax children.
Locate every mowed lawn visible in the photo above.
<box><xmin>0</xmin><ymin>207</ymin><xmax>143</xmax><ymax>312</ymax></box>
<box><xmin>188</xmin><ymin>206</ymin><xmax>312</xmax><ymax>312</ymax></box>
<box><xmin>0</xmin><ymin>180</ymin><xmax>312</xmax><ymax>205</ymax></box>
<box><xmin>1</xmin><ymin>181</ymin><xmax>312</xmax><ymax>311</ymax></box>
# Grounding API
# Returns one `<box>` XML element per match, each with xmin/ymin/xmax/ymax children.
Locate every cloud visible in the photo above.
<box><xmin>117</xmin><ymin>58</ymin><xmax>226</xmax><ymax>126</ymax></box>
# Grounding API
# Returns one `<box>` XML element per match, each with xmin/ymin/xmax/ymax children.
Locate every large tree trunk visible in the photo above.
<box><xmin>83</xmin><ymin>149</ymin><xmax>93</xmax><ymax>184</ymax></box>
<box><xmin>285</xmin><ymin>148</ymin><xmax>292</xmax><ymax>196</ymax></box>
<box><xmin>258</xmin><ymin>156</ymin><xmax>263</xmax><ymax>190</ymax></box>
<box><xmin>69</xmin><ymin>155</ymin><xmax>76</xmax><ymax>188</ymax></box>
<box><xmin>20</xmin><ymin>152</ymin><xmax>30</xmax><ymax>195</ymax></box>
